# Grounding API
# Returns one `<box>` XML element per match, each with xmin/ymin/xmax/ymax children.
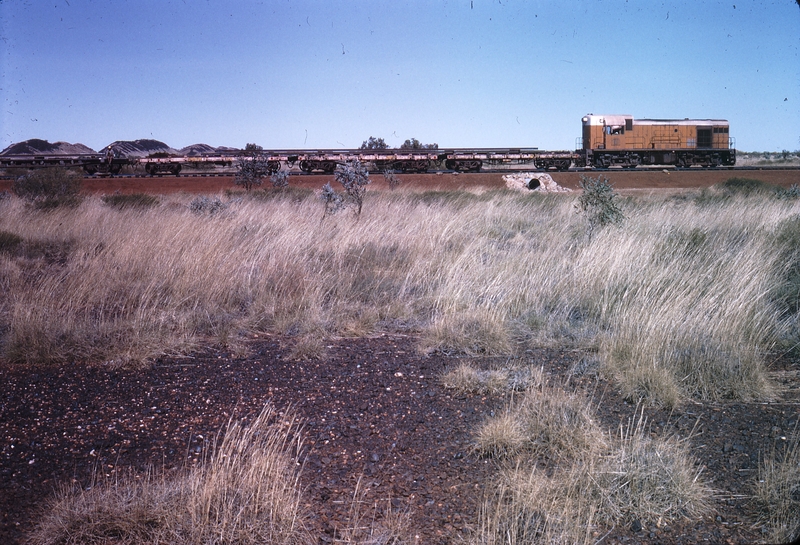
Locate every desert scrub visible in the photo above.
<box><xmin>101</xmin><ymin>193</ymin><xmax>159</xmax><ymax>210</ymax></box>
<box><xmin>0</xmin><ymin>188</ymin><xmax>795</xmax><ymax>401</ymax></box>
<box><xmin>12</xmin><ymin>167</ymin><xmax>83</xmax><ymax>209</ymax></box>
<box><xmin>27</xmin><ymin>403</ymin><xmax>313</xmax><ymax>545</ymax></box>
<box><xmin>575</xmin><ymin>174</ymin><xmax>625</xmax><ymax>239</ymax></box>
<box><xmin>189</xmin><ymin>195</ymin><xmax>228</xmax><ymax>215</ymax></box>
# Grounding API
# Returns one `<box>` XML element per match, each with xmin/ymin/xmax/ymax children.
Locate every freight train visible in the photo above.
<box><xmin>0</xmin><ymin>114</ymin><xmax>735</xmax><ymax>175</ymax></box>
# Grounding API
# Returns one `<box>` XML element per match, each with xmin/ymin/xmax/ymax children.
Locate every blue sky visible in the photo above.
<box><xmin>1</xmin><ymin>0</ymin><xmax>798</xmax><ymax>152</ymax></box>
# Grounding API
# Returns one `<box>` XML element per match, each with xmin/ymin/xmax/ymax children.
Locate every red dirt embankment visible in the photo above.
<box><xmin>2</xmin><ymin>169</ymin><xmax>798</xmax><ymax>195</ymax></box>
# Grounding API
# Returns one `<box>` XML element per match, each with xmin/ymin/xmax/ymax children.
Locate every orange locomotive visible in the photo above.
<box><xmin>580</xmin><ymin>114</ymin><xmax>735</xmax><ymax>168</ymax></box>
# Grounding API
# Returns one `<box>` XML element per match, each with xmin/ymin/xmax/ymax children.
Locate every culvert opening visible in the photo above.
<box><xmin>527</xmin><ymin>178</ymin><xmax>541</xmax><ymax>190</ymax></box>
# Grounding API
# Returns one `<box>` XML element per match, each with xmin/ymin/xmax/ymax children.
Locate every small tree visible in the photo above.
<box><xmin>383</xmin><ymin>169</ymin><xmax>401</xmax><ymax>190</ymax></box>
<box><xmin>575</xmin><ymin>174</ymin><xmax>625</xmax><ymax>239</ymax></box>
<box><xmin>333</xmin><ymin>159</ymin><xmax>371</xmax><ymax>216</ymax></box>
<box><xmin>234</xmin><ymin>156</ymin><xmax>269</xmax><ymax>191</ymax></box>
<box><xmin>360</xmin><ymin>136</ymin><xmax>388</xmax><ymax>150</ymax></box>
<box><xmin>399</xmin><ymin>138</ymin><xmax>438</xmax><ymax>150</ymax></box>
<box><xmin>320</xmin><ymin>182</ymin><xmax>345</xmax><ymax>219</ymax></box>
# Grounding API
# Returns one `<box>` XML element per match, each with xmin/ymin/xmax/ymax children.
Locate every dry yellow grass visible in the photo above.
<box><xmin>472</xmin><ymin>397</ymin><xmax>711</xmax><ymax>545</ymax></box>
<box><xmin>1</xmin><ymin>188</ymin><xmax>795</xmax><ymax>407</ymax></box>
<box><xmin>754</xmin><ymin>425</ymin><xmax>800</xmax><ymax>544</ymax></box>
<box><xmin>27</xmin><ymin>403</ymin><xmax>312</xmax><ymax>545</ymax></box>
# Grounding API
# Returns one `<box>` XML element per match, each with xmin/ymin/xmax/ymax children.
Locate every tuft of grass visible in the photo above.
<box><xmin>514</xmin><ymin>384</ymin><xmax>607</xmax><ymax>462</ymax></box>
<box><xmin>472</xmin><ymin>402</ymin><xmax>711</xmax><ymax>545</ymax></box>
<box><xmin>288</xmin><ymin>333</ymin><xmax>325</xmax><ymax>361</ymax></box>
<box><xmin>27</xmin><ymin>403</ymin><xmax>312</xmax><ymax>545</ymax></box>
<box><xmin>101</xmin><ymin>193</ymin><xmax>159</xmax><ymax>210</ymax></box>
<box><xmin>474</xmin><ymin>410</ymin><xmax>528</xmax><ymax>458</ymax></box>
<box><xmin>753</xmin><ymin>426</ymin><xmax>800</xmax><ymax>544</ymax></box>
<box><xmin>442</xmin><ymin>363</ymin><xmax>509</xmax><ymax>395</ymax></box>
<box><xmin>597</xmin><ymin>411</ymin><xmax>711</xmax><ymax>525</ymax></box>
<box><xmin>442</xmin><ymin>362</ymin><xmax>543</xmax><ymax>395</ymax></box>
<box><xmin>335</xmin><ymin>476</ymin><xmax>411</xmax><ymax>545</ymax></box>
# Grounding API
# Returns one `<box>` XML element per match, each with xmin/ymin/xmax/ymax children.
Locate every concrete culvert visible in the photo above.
<box><xmin>503</xmin><ymin>172</ymin><xmax>571</xmax><ymax>193</ymax></box>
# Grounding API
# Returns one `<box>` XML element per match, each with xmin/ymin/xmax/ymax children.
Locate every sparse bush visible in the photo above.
<box><xmin>270</xmin><ymin>170</ymin><xmax>290</xmax><ymax>189</ymax></box>
<box><xmin>189</xmin><ymin>196</ymin><xmax>227</xmax><ymax>215</ymax></box>
<box><xmin>575</xmin><ymin>174</ymin><xmax>624</xmax><ymax>238</ymax></box>
<box><xmin>27</xmin><ymin>403</ymin><xmax>312</xmax><ymax>545</ymax></box>
<box><xmin>383</xmin><ymin>169</ymin><xmax>401</xmax><ymax>190</ymax></box>
<box><xmin>101</xmin><ymin>193</ymin><xmax>159</xmax><ymax>210</ymax></box>
<box><xmin>12</xmin><ymin>167</ymin><xmax>83</xmax><ymax>209</ymax></box>
<box><xmin>335</xmin><ymin>477</ymin><xmax>411</xmax><ymax>545</ymax></box>
<box><xmin>777</xmin><ymin>184</ymin><xmax>800</xmax><ymax>200</ymax></box>
<box><xmin>234</xmin><ymin>155</ymin><xmax>269</xmax><ymax>191</ymax></box>
<box><xmin>334</xmin><ymin>159</ymin><xmax>371</xmax><ymax>216</ymax></box>
<box><xmin>721</xmin><ymin>177</ymin><xmax>775</xmax><ymax>196</ymax></box>
<box><xmin>320</xmin><ymin>182</ymin><xmax>345</xmax><ymax>218</ymax></box>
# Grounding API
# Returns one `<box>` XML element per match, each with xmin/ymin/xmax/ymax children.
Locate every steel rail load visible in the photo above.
<box><xmin>0</xmin><ymin>115</ymin><xmax>736</xmax><ymax>176</ymax></box>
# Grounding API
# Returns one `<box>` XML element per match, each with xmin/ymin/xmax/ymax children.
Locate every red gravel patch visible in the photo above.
<box><xmin>2</xmin><ymin>334</ymin><xmax>798</xmax><ymax>544</ymax></box>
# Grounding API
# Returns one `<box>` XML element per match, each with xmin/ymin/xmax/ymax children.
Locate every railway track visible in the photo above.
<box><xmin>4</xmin><ymin>165</ymin><xmax>799</xmax><ymax>182</ymax></box>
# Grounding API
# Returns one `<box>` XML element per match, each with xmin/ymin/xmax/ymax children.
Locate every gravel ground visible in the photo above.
<box><xmin>2</xmin><ymin>334</ymin><xmax>798</xmax><ymax>544</ymax></box>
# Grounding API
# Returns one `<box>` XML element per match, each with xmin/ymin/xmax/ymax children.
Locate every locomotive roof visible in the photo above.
<box><xmin>583</xmin><ymin>114</ymin><xmax>729</xmax><ymax>126</ymax></box>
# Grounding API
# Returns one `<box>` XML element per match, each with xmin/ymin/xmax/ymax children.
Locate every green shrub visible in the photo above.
<box><xmin>101</xmin><ymin>193</ymin><xmax>159</xmax><ymax>210</ymax></box>
<box><xmin>777</xmin><ymin>184</ymin><xmax>800</xmax><ymax>200</ymax></box>
<box><xmin>12</xmin><ymin>167</ymin><xmax>83</xmax><ymax>209</ymax></box>
<box><xmin>721</xmin><ymin>177</ymin><xmax>775</xmax><ymax>196</ymax></box>
<box><xmin>270</xmin><ymin>170</ymin><xmax>290</xmax><ymax>189</ymax></box>
<box><xmin>333</xmin><ymin>159</ymin><xmax>371</xmax><ymax>216</ymax></box>
<box><xmin>575</xmin><ymin>174</ymin><xmax>625</xmax><ymax>238</ymax></box>
<box><xmin>189</xmin><ymin>196</ymin><xmax>227</xmax><ymax>215</ymax></box>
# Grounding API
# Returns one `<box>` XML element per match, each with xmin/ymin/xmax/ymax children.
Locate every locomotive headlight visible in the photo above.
<box><xmin>582</xmin><ymin>117</ymin><xmax>588</xmax><ymax>122</ymax></box>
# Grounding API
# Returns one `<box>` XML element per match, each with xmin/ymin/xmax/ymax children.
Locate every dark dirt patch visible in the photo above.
<box><xmin>1</xmin><ymin>335</ymin><xmax>798</xmax><ymax>544</ymax></box>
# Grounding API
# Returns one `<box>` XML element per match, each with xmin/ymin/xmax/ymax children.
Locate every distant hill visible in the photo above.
<box><xmin>0</xmin><ymin>139</ymin><xmax>96</xmax><ymax>155</ymax></box>
<box><xmin>179</xmin><ymin>143</ymin><xmax>229</xmax><ymax>156</ymax></box>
